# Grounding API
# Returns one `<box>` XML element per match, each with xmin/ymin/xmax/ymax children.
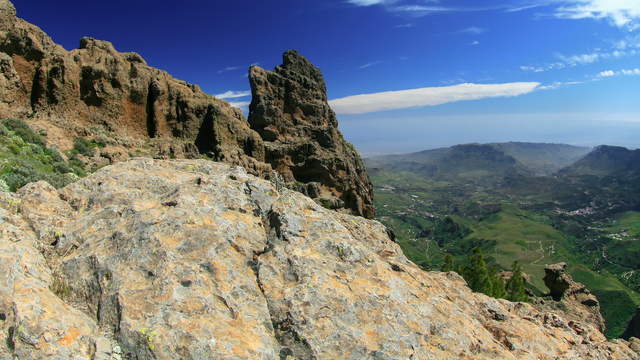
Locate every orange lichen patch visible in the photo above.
<box><xmin>177</xmin><ymin>298</ymin><xmax>207</xmax><ymax>314</ymax></box>
<box><xmin>202</xmin><ymin>216</ymin><xmax>214</xmax><ymax>226</ymax></box>
<box><xmin>157</xmin><ymin>234</ymin><xmax>182</xmax><ymax>250</ymax></box>
<box><xmin>363</xmin><ymin>329</ymin><xmax>381</xmax><ymax>351</ymax></box>
<box><xmin>325</xmin><ymin>276</ymin><xmax>350</xmax><ymax>293</ymax></box>
<box><xmin>221</xmin><ymin>210</ymin><xmax>253</xmax><ymax>225</ymax></box>
<box><xmin>197</xmin><ymin>193</ymin><xmax>210</xmax><ymax>202</ymax></box>
<box><xmin>131</xmin><ymin>200</ymin><xmax>160</xmax><ymax>211</ymax></box>
<box><xmin>212</xmin><ymin>262</ymin><xmax>232</xmax><ymax>293</ymax></box>
<box><xmin>350</xmin><ymin>276</ymin><xmax>389</xmax><ymax>297</ymax></box>
<box><xmin>221</xmin><ymin>319</ymin><xmax>265</xmax><ymax>357</ymax></box>
<box><xmin>58</xmin><ymin>328</ymin><xmax>81</xmax><ymax>347</ymax></box>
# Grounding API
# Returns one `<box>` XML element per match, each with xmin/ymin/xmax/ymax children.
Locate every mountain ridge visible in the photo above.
<box><xmin>0</xmin><ymin>0</ymin><xmax>374</xmax><ymax>217</ymax></box>
<box><xmin>367</xmin><ymin>142</ymin><xmax>592</xmax><ymax>178</ymax></box>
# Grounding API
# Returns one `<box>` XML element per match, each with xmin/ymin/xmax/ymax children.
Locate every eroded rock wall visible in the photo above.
<box><xmin>0</xmin><ymin>0</ymin><xmax>373</xmax><ymax>217</ymax></box>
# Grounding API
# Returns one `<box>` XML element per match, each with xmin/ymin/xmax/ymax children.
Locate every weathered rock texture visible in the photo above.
<box><xmin>1</xmin><ymin>158</ymin><xmax>639</xmax><ymax>359</ymax></box>
<box><xmin>249</xmin><ymin>51</ymin><xmax>375</xmax><ymax>218</ymax></box>
<box><xmin>0</xmin><ymin>0</ymin><xmax>373</xmax><ymax>217</ymax></box>
<box><xmin>542</xmin><ymin>262</ymin><xmax>606</xmax><ymax>333</ymax></box>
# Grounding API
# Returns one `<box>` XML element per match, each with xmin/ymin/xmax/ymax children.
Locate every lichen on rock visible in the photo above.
<box><xmin>1</xmin><ymin>159</ymin><xmax>639</xmax><ymax>359</ymax></box>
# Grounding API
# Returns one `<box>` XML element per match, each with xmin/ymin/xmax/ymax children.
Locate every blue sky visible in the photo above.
<box><xmin>13</xmin><ymin>0</ymin><xmax>640</xmax><ymax>155</ymax></box>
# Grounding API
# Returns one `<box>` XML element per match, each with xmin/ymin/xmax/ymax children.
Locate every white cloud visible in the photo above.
<box><xmin>598</xmin><ymin>69</ymin><xmax>616</xmax><ymax>77</ymax></box>
<box><xmin>359</xmin><ymin>61</ymin><xmax>383</xmax><ymax>69</ymax></box>
<box><xmin>347</xmin><ymin>0</ymin><xmax>640</xmax><ymax>29</ymax></box>
<box><xmin>471</xmin><ymin>40</ymin><xmax>480</xmax><ymax>45</ymax></box>
<box><xmin>520</xmin><ymin>46</ymin><xmax>640</xmax><ymax>72</ymax></box>
<box><xmin>347</xmin><ymin>0</ymin><xmax>390</xmax><ymax>5</ymax></box>
<box><xmin>215</xmin><ymin>90</ymin><xmax>251</xmax><ymax>99</ymax></box>
<box><xmin>557</xmin><ymin>52</ymin><xmax>601</xmax><ymax>65</ymax></box>
<box><xmin>537</xmin><ymin>80</ymin><xmax>585</xmax><ymax>90</ymax></box>
<box><xmin>217</xmin><ymin>66</ymin><xmax>242</xmax><ymax>74</ymax></box>
<box><xmin>459</xmin><ymin>26</ymin><xmax>487</xmax><ymax>34</ymax></box>
<box><xmin>597</xmin><ymin>68</ymin><xmax>640</xmax><ymax>77</ymax></box>
<box><xmin>228</xmin><ymin>101</ymin><xmax>251</xmax><ymax>109</ymax></box>
<box><xmin>520</xmin><ymin>65</ymin><xmax>548</xmax><ymax>72</ymax></box>
<box><xmin>329</xmin><ymin>82</ymin><xmax>540</xmax><ymax>114</ymax></box>
<box><xmin>554</xmin><ymin>0</ymin><xmax>640</xmax><ymax>30</ymax></box>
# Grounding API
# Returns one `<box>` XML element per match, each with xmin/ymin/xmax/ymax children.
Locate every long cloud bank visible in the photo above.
<box><xmin>329</xmin><ymin>82</ymin><xmax>540</xmax><ymax>115</ymax></box>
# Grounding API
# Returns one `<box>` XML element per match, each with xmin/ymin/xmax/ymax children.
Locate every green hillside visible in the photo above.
<box><xmin>368</xmin><ymin>143</ymin><xmax>640</xmax><ymax>339</ymax></box>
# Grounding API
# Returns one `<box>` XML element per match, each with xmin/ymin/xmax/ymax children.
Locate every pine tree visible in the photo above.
<box><xmin>463</xmin><ymin>247</ymin><xmax>491</xmax><ymax>294</ymax></box>
<box><xmin>441</xmin><ymin>254</ymin><xmax>455</xmax><ymax>272</ymax></box>
<box><xmin>506</xmin><ymin>261</ymin><xmax>528</xmax><ymax>302</ymax></box>
<box><xmin>488</xmin><ymin>265</ymin><xmax>507</xmax><ymax>299</ymax></box>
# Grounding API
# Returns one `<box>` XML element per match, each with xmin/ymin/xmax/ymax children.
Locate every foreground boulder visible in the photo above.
<box><xmin>0</xmin><ymin>0</ymin><xmax>372</xmax><ymax>217</ymax></box>
<box><xmin>0</xmin><ymin>159</ymin><xmax>638</xmax><ymax>359</ymax></box>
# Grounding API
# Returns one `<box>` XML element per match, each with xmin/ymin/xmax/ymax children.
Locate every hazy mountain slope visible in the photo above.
<box><xmin>367</xmin><ymin>142</ymin><xmax>591</xmax><ymax>178</ymax></box>
<box><xmin>560</xmin><ymin>145</ymin><xmax>640</xmax><ymax>177</ymax></box>
<box><xmin>491</xmin><ymin>142</ymin><xmax>591</xmax><ymax>175</ymax></box>
<box><xmin>367</xmin><ymin>144</ymin><xmax>533</xmax><ymax>184</ymax></box>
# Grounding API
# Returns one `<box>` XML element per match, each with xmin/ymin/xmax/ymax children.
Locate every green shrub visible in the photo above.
<box><xmin>72</xmin><ymin>137</ymin><xmax>96</xmax><ymax>157</ymax></box>
<box><xmin>2</xmin><ymin>118</ymin><xmax>45</xmax><ymax>147</ymax></box>
<box><xmin>0</xmin><ymin>118</ymin><xmax>89</xmax><ymax>191</ymax></box>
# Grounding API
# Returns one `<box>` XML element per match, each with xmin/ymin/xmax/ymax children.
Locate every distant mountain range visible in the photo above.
<box><xmin>560</xmin><ymin>145</ymin><xmax>640</xmax><ymax>177</ymax></box>
<box><xmin>366</xmin><ymin>142</ymin><xmax>593</xmax><ymax>182</ymax></box>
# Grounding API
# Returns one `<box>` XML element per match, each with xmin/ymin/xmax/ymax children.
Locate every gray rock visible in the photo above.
<box><xmin>1</xmin><ymin>159</ymin><xmax>638</xmax><ymax>359</ymax></box>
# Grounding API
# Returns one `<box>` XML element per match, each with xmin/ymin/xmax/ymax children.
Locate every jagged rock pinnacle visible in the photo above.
<box><xmin>249</xmin><ymin>50</ymin><xmax>375</xmax><ymax>218</ymax></box>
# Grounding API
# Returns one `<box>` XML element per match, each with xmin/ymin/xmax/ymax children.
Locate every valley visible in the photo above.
<box><xmin>367</xmin><ymin>142</ymin><xmax>640</xmax><ymax>338</ymax></box>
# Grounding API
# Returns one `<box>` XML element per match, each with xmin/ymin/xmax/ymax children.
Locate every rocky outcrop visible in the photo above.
<box><xmin>1</xmin><ymin>159</ymin><xmax>639</xmax><ymax>359</ymax></box>
<box><xmin>0</xmin><ymin>0</ymin><xmax>266</xmax><ymax>172</ymax></box>
<box><xmin>0</xmin><ymin>0</ymin><xmax>372</xmax><ymax>217</ymax></box>
<box><xmin>542</xmin><ymin>262</ymin><xmax>606</xmax><ymax>333</ymax></box>
<box><xmin>249</xmin><ymin>51</ymin><xmax>375</xmax><ymax>218</ymax></box>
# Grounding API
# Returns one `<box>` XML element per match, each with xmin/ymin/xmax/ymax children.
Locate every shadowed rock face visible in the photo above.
<box><xmin>0</xmin><ymin>1</ymin><xmax>373</xmax><ymax>218</ymax></box>
<box><xmin>543</xmin><ymin>262</ymin><xmax>606</xmax><ymax>333</ymax></box>
<box><xmin>1</xmin><ymin>159</ymin><xmax>639</xmax><ymax>359</ymax></box>
<box><xmin>249</xmin><ymin>51</ymin><xmax>375</xmax><ymax>218</ymax></box>
<box><xmin>623</xmin><ymin>308</ymin><xmax>640</xmax><ymax>341</ymax></box>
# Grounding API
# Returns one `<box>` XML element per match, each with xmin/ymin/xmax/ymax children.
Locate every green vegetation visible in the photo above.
<box><xmin>459</xmin><ymin>248</ymin><xmax>506</xmax><ymax>298</ymax></box>
<box><xmin>505</xmin><ymin>261</ymin><xmax>528</xmax><ymax>302</ymax></box>
<box><xmin>0</xmin><ymin>118</ymin><xmax>85</xmax><ymax>192</ymax></box>
<box><xmin>70</xmin><ymin>136</ymin><xmax>105</xmax><ymax>157</ymax></box>
<box><xmin>443</xmin><ymin>248</ymin><xmax>527</xmax><ymax>302</ymax></box>
<box><xmin>367</xmin><ymin>143</ymin><xmax>640</xmax><ymax>338</ymax></box>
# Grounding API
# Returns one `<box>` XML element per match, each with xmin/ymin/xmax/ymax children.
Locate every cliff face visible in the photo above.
<box><xmin>1</xmin><ymin>158</ymin><xmax>639</xmax><ymax>359</ymax></box>
<box><xmin>249</xmin><ymin>51</ymin><xmax>375</xmax><ymax>218</ymax></box>
<box><xmin>0</xmin><ymin>0</ymin><xmax>263</xmax><ymax>169</ymax></box>
<box><xmin>0</xmin><ymin>0</ymin><xmax>373</xmax><ymax>218</ymax></box>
